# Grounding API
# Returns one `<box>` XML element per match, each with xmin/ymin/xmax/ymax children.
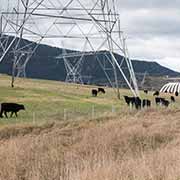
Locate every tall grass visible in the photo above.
<box><xmin>1</xmin><ymin>108</ymin><xmax>180</xmax><ymax>179</ymax></box>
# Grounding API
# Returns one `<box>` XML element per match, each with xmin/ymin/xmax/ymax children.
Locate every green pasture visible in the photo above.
<box><xmin>0</xmin><ymin>74</ymin><xmax>179</xmax><ymax>126</ymax></box>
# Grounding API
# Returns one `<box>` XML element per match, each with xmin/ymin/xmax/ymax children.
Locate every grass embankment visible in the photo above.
<box><xmin>0</xmin><ymin>75</ymin><xmax>180</xmax><ymax>179</ymax></box>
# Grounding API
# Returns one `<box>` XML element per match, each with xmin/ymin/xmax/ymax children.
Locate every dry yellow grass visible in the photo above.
<box><xmin>0</xmin><ymin>108</ymin><xmax>180</xmax><ymax>179</ymax></box>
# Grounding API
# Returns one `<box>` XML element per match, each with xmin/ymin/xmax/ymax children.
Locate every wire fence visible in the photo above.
<box><xmin>29</xmin><ymin>104</ymin><xmax>119</xmax><ymax>125</ymax></box>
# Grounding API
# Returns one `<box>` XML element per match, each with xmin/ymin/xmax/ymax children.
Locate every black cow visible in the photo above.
<box><xmin>123</xmin><ymin>96</ymin><xmax>134</xmax><ymax>106</ymax></box>
<box><xmin>0</xmin><ymin>103</ymin><xmax>25</xmax><ymax>118</ymax></box>
<box><xmin>123</xmin><ymin>96</ymin><xmax>141</xmax><ymax>109</ymax></box>
<box><xmin>142</xmin><ymin>99</ymin><xmax>151</xmax><ymax>108</ymax></box>
<box><xmin>155</xmin><ymin>97</ymin><xmax>170</xmax><ymax>107</ymax></box>
<box><xmin>144</xmin><ymin>89</ymin><xmax>148</xmax><ymax>94</ymax></box>
<box><xmin>98</xmin><ymin>88</ymin><xmax>106</xmax><ymax>94</ymax></box>
<box><xmin>92</xmin><ymin>89</ymin><xmax>98</xmax><ymax>97</ymax></box>
<box><xmin>153</xmin><ymin>91</ymin><xmax>159</xmax><ymax>96</ymax></box>
<box><xmin>170</xmin><ymin>96</ymin><xmax>175</xmax><ymax>103</ymax></box>
<box><xmin>155</xmin><ymin>97</ymin><xmax>165</xmax><ymax>105</ymax></box>
<box><xmin>175</xmin><ymin>91</ymin><xmax>179</xmax><ymax>96</ymax></box>
<box><xmin>161</xmin><ymin>99</ymin><xmax>170</xmax><ymax>107</ymax></box>
<box><xmin>134</xmin><ymin>97</ymin><xmax>142</xmax><ymax>109</ymax></box>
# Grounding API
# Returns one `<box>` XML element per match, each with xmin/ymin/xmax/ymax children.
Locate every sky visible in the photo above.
<box><xmin>117</xmin><ymin>0</ymin><xmax>180</xmax><ymax>72</ymax></box>
<box><xmin>1</xmin><ymin>0</ymin><xmax>180</xmax><ymax>72</ymax></box>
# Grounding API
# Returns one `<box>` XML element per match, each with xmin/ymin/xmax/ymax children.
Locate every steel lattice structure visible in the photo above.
<box><xmin>0</xmin><ymin>0</ymin><xmax>139</xmax><ymax>97</ymax></box>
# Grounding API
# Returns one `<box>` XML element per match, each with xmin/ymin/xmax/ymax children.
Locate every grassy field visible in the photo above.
<box><xmin>1</xmin><ymin>74</ymin><xmax>180</xmax><ymax>179</ymax></box>
<box><xmin>0</xmin><ymin>74</ymin><xmax>144</xmax><ymax>125</ymax></box>
<box><xmin>0</xmin><ymin>74</ymin><xmax>179</xmax><ymax>125</ymax></box>
<box><xmin>0</xmin><ymin>74</ymin><xmax>123</xmax><ymax>125</ymax></box>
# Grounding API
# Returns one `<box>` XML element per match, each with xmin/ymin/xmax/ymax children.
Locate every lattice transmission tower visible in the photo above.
<box><xmin>0</xmin><ymin>0</ymin><xmax>139</xmax><ymax>97</ymax></box>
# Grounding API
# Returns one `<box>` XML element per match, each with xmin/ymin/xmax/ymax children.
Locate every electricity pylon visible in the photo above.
<box><xmin>0</xmin><ymin>0</ymin><xmax>139</xmax><ymax>97</ymax></box>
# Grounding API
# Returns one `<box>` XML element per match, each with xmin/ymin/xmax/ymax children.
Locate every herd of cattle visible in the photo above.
<box><xmin>92</xmin><ymin>88</ymin><xmax>178</xmax><ymax>110</ymax></box>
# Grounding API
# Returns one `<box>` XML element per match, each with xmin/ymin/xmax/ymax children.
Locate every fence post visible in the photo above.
<box><xmin>112</xmin><ymin>105</ymin><xmax>115</xmax><ymax>113</ymax></box>
<box><xmin>92</xmin><ymin>105</ymin><xmax>95</xmax><ymax>119</ymax></box>
<box><xmin>33</xmin><ymin>112</ymin><xmax>36</xmax><ymax>124</ymax></box>
<box><xmin>64</xmin><ymin>109</ymin><xmax>67</xmax><ymax>121</ymax></box>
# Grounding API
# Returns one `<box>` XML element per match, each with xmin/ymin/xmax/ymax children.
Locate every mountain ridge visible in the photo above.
<box><xmin>0</xmin><ymin>36</ymin><xmax>180</xmax><ymax>86</ymax></box>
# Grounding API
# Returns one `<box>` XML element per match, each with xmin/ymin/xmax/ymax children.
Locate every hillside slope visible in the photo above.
<box><xmin>0</xmin><ymin>37</ymin><xmax>179</xmax><ymax>85</ymax></box>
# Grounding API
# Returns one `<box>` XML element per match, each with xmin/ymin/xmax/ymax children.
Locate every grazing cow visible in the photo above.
<box><xmin>161</xmin><ymin>99</ymin><xmax>170</xmax><ymax>107</ymax></box>
<box><xmin>144</xmin><ymin>89</ymin><xmax>148</xmax><ymax>94</ymax></box>
<box><xmin>153</xmin><ymin>91</ymin><xmax>159</xmax><ymax>96</ymax></box>
<box><xmin>0</xmin><ymin>103</ymin><xmax>25</xmax><ymax>118</ymax></box>
<box><xmin>142</xmin><ymin>99</ymin><xmax>151</xmax><ymax>108</ymax></box>
<box><xmin>134</xmin><ymin>97</ymin><xmax>142</xmax><ymax>109</ymax></box>
<box><xmin>123</xmin><ymin>96</ymin><xmax>141</xmax><ymax>109</ymax></box>
<box><xmin>175</xmin><ymin>91</ymin><xmax>179</xmax><ymax>96</ymax></box>
<box><xmin>155</xmin><ymin>97</ymin><xmax>165</xmax><ymax>105</ymax></box>
<box><xmin>98</xmin><ymin>88</ymin><xmax>106</xmax><ymax>94</ymax></box>
<box><xmin>170</xmin><ymin>96</ymin><xmax>175</xmax><ymax>103</ymax></box>
<box><xmin>123</xmin><ymin>96</ymin><xmax>134</xmax><ymax>106</ymax></box>
<box><xmin>155</xmin><ymin>97</ymin><xmax>170</xmax><ymax>107</ymax></box>
<box><xmin>92</xmin><ymin>89</ymin><xmax>98</xmax><ymax>97</ymax></box>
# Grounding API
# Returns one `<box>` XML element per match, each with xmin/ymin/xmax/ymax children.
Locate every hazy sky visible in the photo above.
<box><xmin>118</xmin><ymin>0</ymin><xmax>180</xmax><ymax>72</ymax></box>
<box><xmin>1</xmin><ymin>0</ymin><xmax>180</xmax><ymax>72</ymax></box>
